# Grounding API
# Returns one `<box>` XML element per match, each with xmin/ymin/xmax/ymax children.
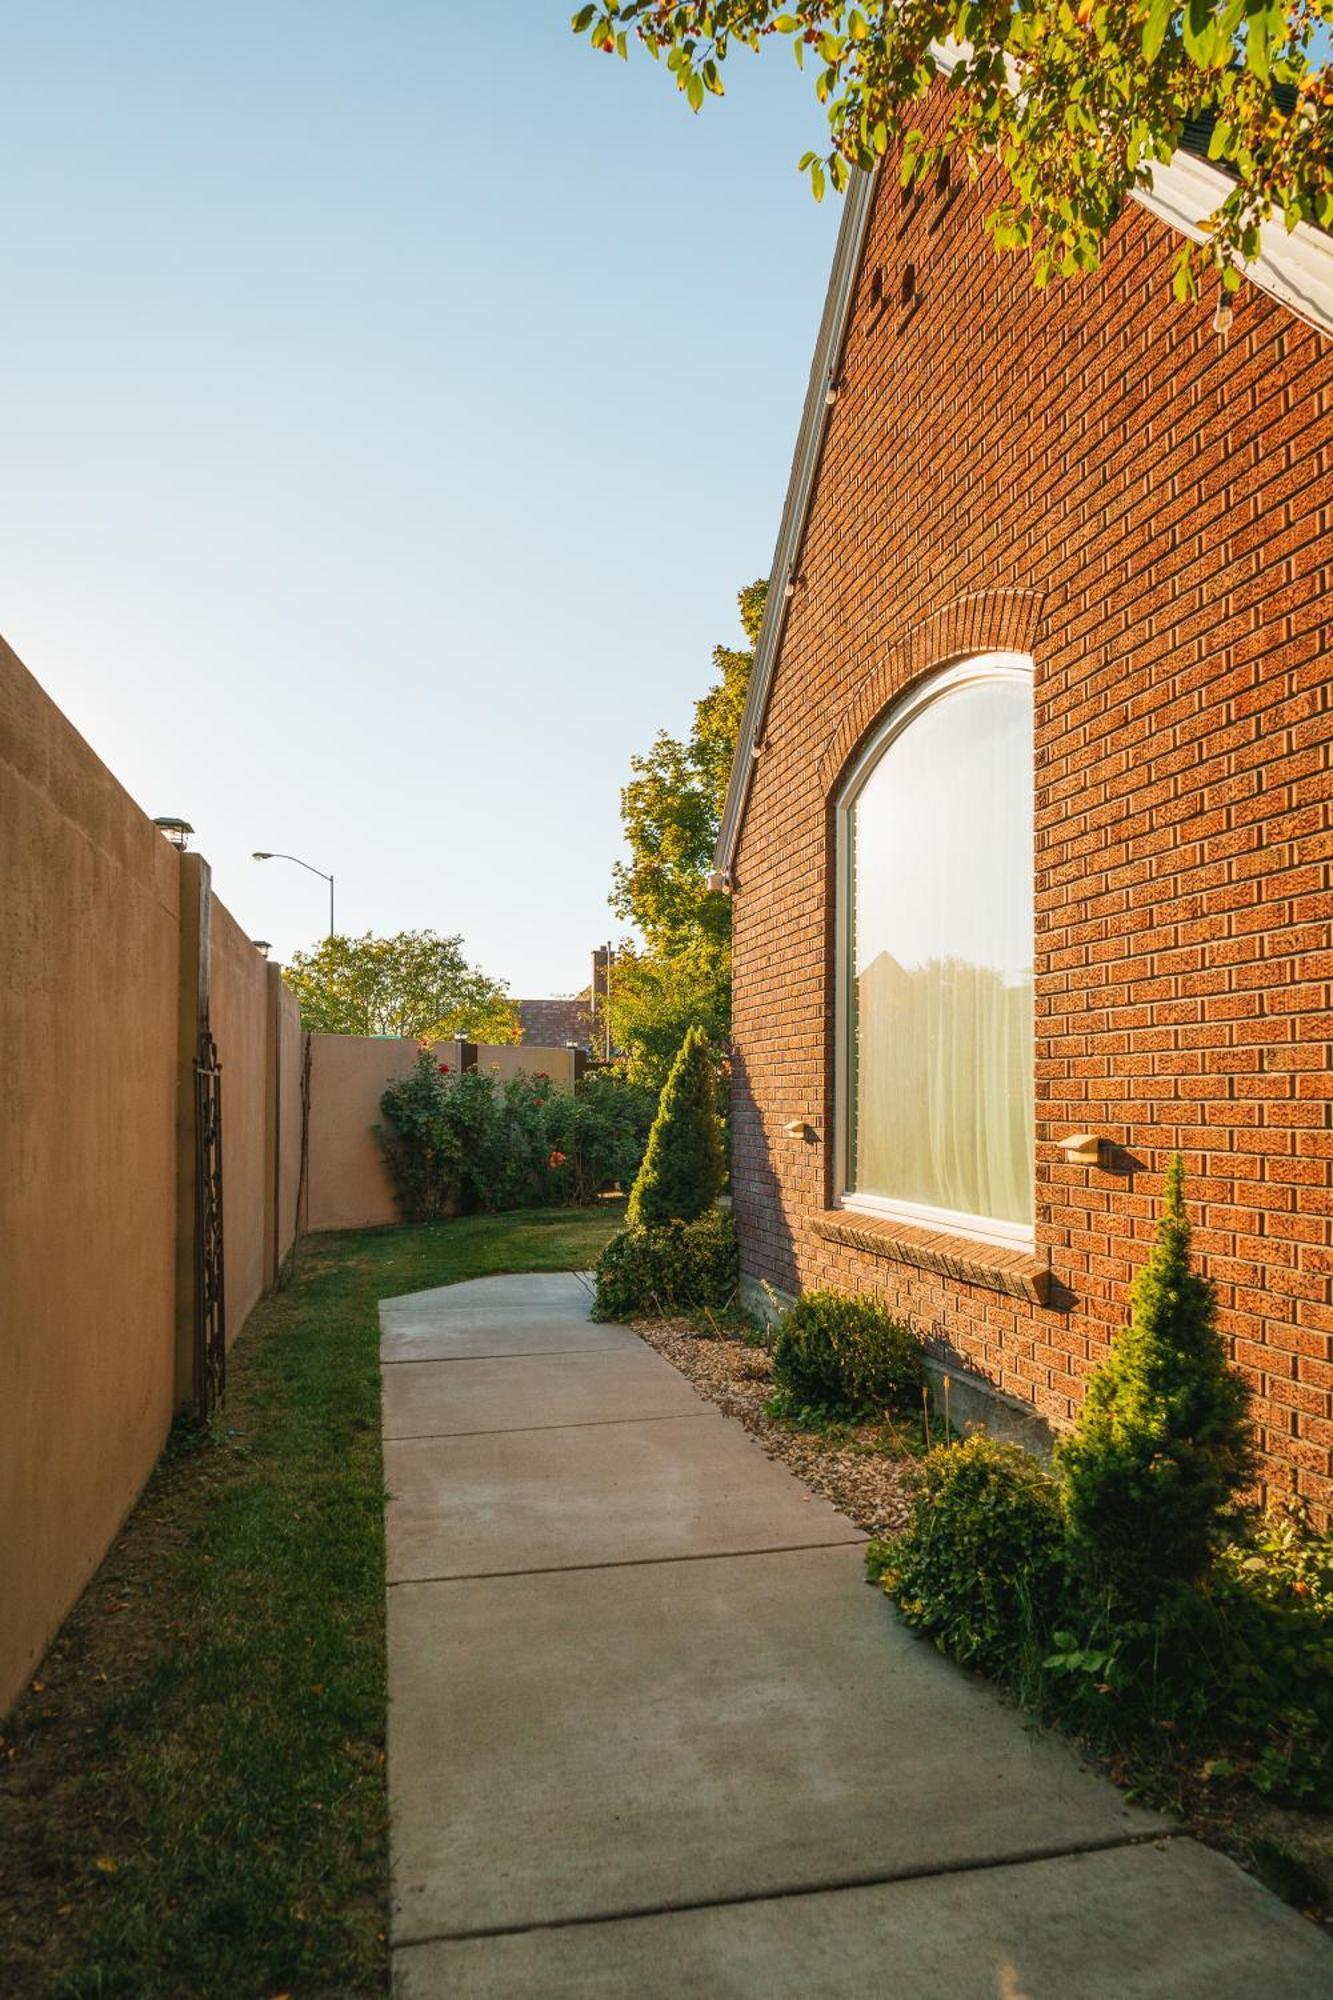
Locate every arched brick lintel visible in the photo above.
<box><xmin>815</xmin><ymin>587</ymin><xmax>1048</xmax><ymax>798</ymax></box>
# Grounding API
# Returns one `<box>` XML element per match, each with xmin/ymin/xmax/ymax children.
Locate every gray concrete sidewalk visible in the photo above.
<box><xmin>380</xmin><ymin>1272</ymin><xmax>1332</xmax><ymax>1998</ymax></box>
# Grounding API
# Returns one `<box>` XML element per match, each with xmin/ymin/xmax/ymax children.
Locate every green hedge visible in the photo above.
<box><xmin>378</xmin><ymin>1052</ymin><xmax>654</xmax><ymax>1222</ymax></box>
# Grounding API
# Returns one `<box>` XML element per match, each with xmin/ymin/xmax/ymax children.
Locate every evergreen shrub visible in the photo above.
<box><xmin>772</xmin><ymin>1288</ymin><xmax>924</xmax><ymax>1421</ymax></box>
<box><xmin>1055</xmin><ymin>1155</ymin><xmax>1254</xmax><ymax>1610</ymax></box>
<box><xmin>591</xmin><ymin>1208</ymin><xmax>737</xmax><ymax>1322</ymax></box>
<box><xmin>626</xmin><ymin>1024</ymin><xmax>725</xmax><ymax>1226</ymax></box>
<box><xmin>865</xmin><ymin>1162</ymin><xmax>1333</xmax><ymax>1809</ymax></box>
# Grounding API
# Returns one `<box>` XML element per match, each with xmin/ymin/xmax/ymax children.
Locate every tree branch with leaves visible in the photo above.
<box><xmin>573</xmin><ymin>1</ymin><xmax>1332</xmax><ymax>293</ymax></box>
<box><xmin>609</xmin><ymin>579</ymin><xmax>764</xmax><ymax>1088</ymax></box>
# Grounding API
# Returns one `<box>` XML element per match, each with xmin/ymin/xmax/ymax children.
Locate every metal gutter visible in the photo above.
<box><xmin>713</xmin><ymin>61</ymin><xmax>1333</xmax><ymax>878</ymax></box>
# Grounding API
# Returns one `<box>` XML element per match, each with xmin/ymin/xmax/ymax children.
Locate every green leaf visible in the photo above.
<box><xmin>1245</xmin><ymin>2</ymin><xmax>1274</xmax><ymax>81</ymax></box>
<box><xmin>1143</xmin><ymin>0</ymin><xmax>1175</xmax><ymax>61</ymax></box>
<box><xmin>686</xmin><ymin>70</ymin><xmax>705</xmax><ymax>112</ymax></box>
<box><xmin>1182</xmin><ymin>0</ymin><xmax>1220</xmax><ymax>66</ymax></box>
<box><xmin>571</xmin><ymin>4</ymin><xmax>596</xmax><ymax>33</ymax></box>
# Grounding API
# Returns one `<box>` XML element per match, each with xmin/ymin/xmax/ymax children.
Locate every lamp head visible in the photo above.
<box><xmin>252</xmin><ymin>851</ymin><xmax>272</xmax><ymax>861</ymax></box>
<box><xmin>152</xmin><ymin>817</ymin><xmax>193</xmax><ymax>852</ymax></box>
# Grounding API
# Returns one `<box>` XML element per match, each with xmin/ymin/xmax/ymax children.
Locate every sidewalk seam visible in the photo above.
<box><xmin>388</xmin><ymin>1537</ymin><xmax>867</xmax><ymax>1587</ymax></box>
<box><xmin>381</xmin><ymin>1345</ymin><xmax>626</xmax><ymax>1367</ymax></box>
<box><xmin>390</xmin><ymin>1827</ymin><xmax>1183</xmax><ymax>1952</ymax></box>
<box><xmin>384</xmin><ymin>1411</ymin><xmax>715</xmax><ymax>1443</ymax></box>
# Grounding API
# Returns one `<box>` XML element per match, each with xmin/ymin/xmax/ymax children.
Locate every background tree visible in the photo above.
<box><xmin>284</xmin><ymin>930</ymin><xmax>520</xmax><ymax>1042</ymax></box>
<box><xmin>574</xmin><ymin>3</ymin><xmax>1332</xmax><ymax>296</ymax></box>
<box><xmin>610</xmin><ymin>579</ymin><xmax>764</xmax><ymax>1088</ymax></box>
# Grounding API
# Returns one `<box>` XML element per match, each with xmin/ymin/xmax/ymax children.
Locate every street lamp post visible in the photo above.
<box><xmin>252</xmin><ymin>851</ymin><xmax>335</xmax><ymax>940</ymax></box>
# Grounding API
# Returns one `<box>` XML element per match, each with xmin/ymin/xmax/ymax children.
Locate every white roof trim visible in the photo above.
<box><xmin>714</xmin><ymin>166</ymin><xmax>878</xmax><ymax>876</ymax></box>
<box><xmin>713</xmin><ymin>72</ymin><xmax>1332</xmax><ymax>876</ymax></box>
<box><xmin>1135</xmin><ymin>149</ymin><xmax>1333</xmax><ymax>339</ymax></box>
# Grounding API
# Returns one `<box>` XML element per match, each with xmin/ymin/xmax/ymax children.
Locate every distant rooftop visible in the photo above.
<box><xmin>516</xmin><ymin>995</ymin><xmax>595</xmax><ymax>1053</ymax></box>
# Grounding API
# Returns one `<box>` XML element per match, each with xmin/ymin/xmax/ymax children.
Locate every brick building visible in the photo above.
<box><xmin>515</xmin><ymin>947</ymin><xmax>614</xmax><ymax>1057</ymax></box>
<box><xmin>716</xmin><ymin>106</ymin><xmax>1333</xmax><ymax>1513</ymax></box>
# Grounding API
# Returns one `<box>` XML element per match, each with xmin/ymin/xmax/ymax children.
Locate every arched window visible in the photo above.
<box><xmin>837</xmin><ymin>655</ymin><xmax>1034</xmax><ymax>1248</ymax></box>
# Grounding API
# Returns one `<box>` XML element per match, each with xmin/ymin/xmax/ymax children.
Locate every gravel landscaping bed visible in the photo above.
<box><xmin>633</xmin><ymin>1317</ymin><xmax>922</xmax><ymax>1538</ymax></box>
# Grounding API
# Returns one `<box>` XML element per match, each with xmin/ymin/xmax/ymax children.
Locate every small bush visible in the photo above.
<box><xmin>873</xmin><ymin>1436</ymin><xmax>1067</xmax><ymax>1676</ymax></box>
<box><xmin>1205</xmin><ymin>1505</ymin><xmax>1333</xmax><ymax>1803</ymax></box>
<box><xmin>1056</xmin><ymin>1156</ymin><xmax>1254</xmax><ymax>1611</ymax></box>
<box><xmin>626</xmin><ymin>1025</ymin><xmax>725</xmax><ymax>1227</ymax></box>
<box><xmin>378</xmin><ymin>1050</ymin><xmax>471</xmax><ymax>1222</ymax></box>
<box><xmin>592</xmin><ymin>1208</ymin><xmax>737</xmax><ymax>1322</ymax></box>
<box><xmin>772</xmin><ymin>1289</ymin><xmax>924</xmax><ymax>1422</ymax></box>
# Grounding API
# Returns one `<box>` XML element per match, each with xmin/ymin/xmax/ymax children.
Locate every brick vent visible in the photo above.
<box><xmin>812</xmin><ymin>1211</ymin><xmax>1051</xmax><ymax>1305</ymax></box>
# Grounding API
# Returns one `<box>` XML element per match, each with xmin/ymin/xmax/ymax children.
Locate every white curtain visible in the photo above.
<box><xmin>849</xmin><ymin>673</ymin><xmax>1033</xmax><ymax>1230</ymax></box>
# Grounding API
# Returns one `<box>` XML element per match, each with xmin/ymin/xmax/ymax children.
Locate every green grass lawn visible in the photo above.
<box><xmin>0</xmin><ymin>1205</ymin><xmax>622</xmax><ymax>1999</ymax></box>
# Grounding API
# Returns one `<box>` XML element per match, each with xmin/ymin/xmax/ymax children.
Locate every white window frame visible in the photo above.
<box><xmin>834</xmin><ymin>651</ymin><xmax>1035</xmax><ymax>1252</ymax></box>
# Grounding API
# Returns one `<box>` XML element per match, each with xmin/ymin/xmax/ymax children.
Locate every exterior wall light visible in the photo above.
<box><xmin>1057</xmin><ymin>1132</ymin><xmax>1102</xmax><ymax>1167</ymax></box>
<box><xmin>824</xmin><ymin>383</ymin><xmax>838</xmax><ymax>406</ymax></box>
<box><xmin>784</xmin><ymin>1118</ymin><xmax>812</xmax><ymax>1139</ymax></box>
<box><xmin>784</xmin><ymin>577</ymin><xmax>797</xmax><ymax>600</ymax></box>
<box><xmin>705</xmin><ymin>869</ymin><xmax>732</xmax><ymax>895</ymax></box>
<box><xmin>152</xmin><ymin>816</ymin><xmax>193</xmax><ymax>851</ymax></box>
<box><xmin>252</xmin><ymin>939</ymin><xmax>272</xmax><ymax>958</ymax></box>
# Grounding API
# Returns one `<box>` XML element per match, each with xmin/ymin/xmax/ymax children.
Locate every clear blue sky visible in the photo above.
<box><xmin>0</xmin><ymin>3</ymin><xmax>837</xmax><ymax>997</ymax></box>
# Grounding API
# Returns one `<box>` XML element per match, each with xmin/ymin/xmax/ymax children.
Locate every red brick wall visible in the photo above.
<box><xmin>730</xmin><ymin>152</ymin><xmax>1333</xmax><ymax>1515</ymax></box>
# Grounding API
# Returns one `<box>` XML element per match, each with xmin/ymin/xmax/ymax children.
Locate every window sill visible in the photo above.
<box><xmin>812</xmin><ymin>1210</ymin><xmax>1050</xmax><ymax>1306</ymax></box>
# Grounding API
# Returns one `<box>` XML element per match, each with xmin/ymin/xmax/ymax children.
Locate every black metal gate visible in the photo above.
<box><xmin>193</xmin><ymin>1027</ymin><xmax>227</xmax><ymax>1417</ymax></box>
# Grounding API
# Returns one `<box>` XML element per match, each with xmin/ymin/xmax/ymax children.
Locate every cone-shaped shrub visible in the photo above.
<box><xmin>625</xmin><ymin>1025</ymin><xmax>725</xmax><ymax>1227</ymax></box>
<box><xmin>1056</xmin><ymin>1155</ymin><xmax>1254</xmax><ymax>1610</ymax></box>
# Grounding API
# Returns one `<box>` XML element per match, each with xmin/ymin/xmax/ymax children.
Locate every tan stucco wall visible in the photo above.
<box><xmin>2</xmin><ymin>639</ymin><xmax>319</xmax><ymax>1715</ymax></box>
<box><xmin>0</xmin><ymin>636</ymin><xmax>181</xmax><ymax>1714</ymax></box>
<box><xmin>274</xmin><ymin>979</ymin><xmax>305</xmax><ymax>1271</ymax></box>
<box><xmin>304</xmin><ymin>1039</ymin><xmax>577</xmax><ymax>1233</ymax></box>
<box><xmin>306</xmin><ymin>1035</ymin><xmax>419</xmax><ymax>1231</ymax></box>
<box><xmin>2</xmin><ymin>627</ymin><xmax>571</xmax><ymax>1718</ymax></box>
<box><xmin>473</xmin><ymin>1044</ymin><xmax>576</xmax><ymax>1091</ymax></box>
<box><xmin>209</xmin><ymin>896</ymin><xmax>271</xmax><ymax>1342</ymax></box>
